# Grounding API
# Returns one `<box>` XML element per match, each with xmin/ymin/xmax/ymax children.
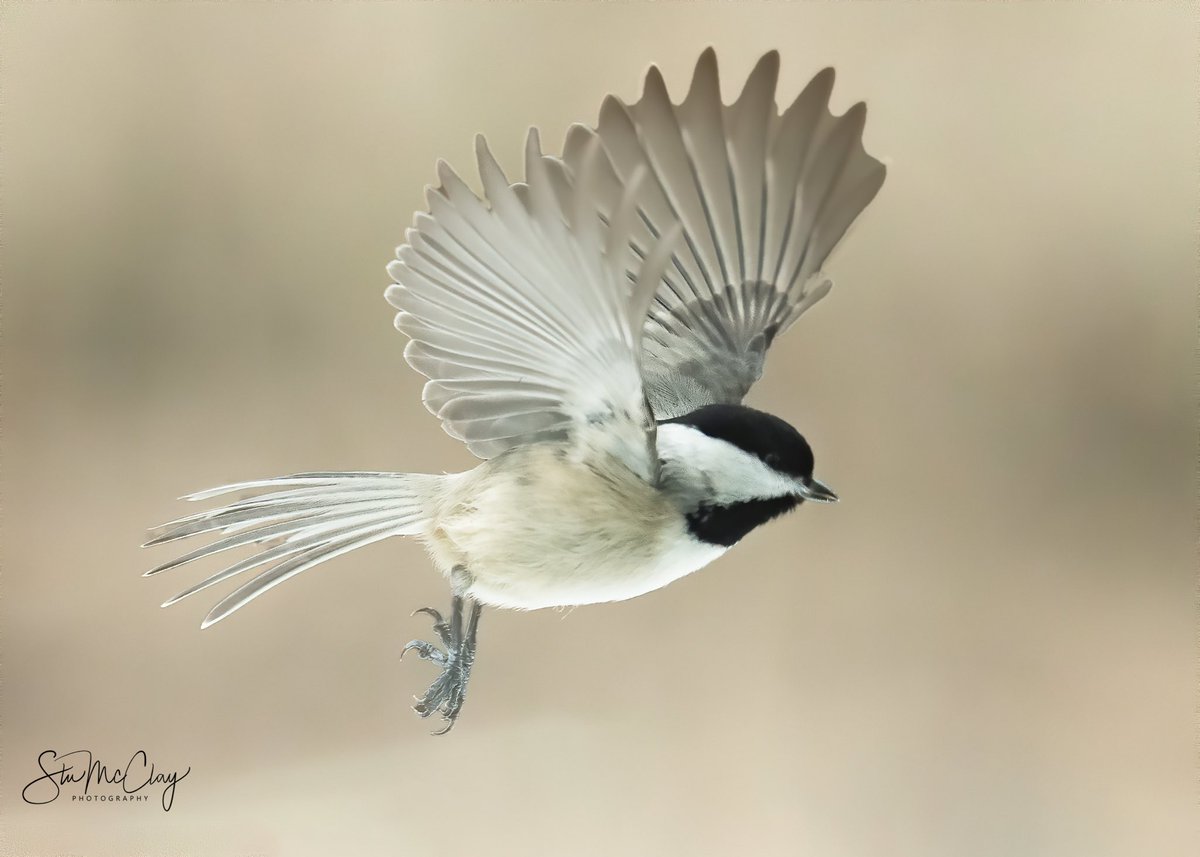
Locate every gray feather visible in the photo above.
<box><xmin>566</xmin><ymin>48</ymin><xmax>886</xmax><ymax>418</ymax></box>
<box><xmin>146</xmin><ymin>473</ymin><xmax>443</xmax><ymax>626</ymax></box>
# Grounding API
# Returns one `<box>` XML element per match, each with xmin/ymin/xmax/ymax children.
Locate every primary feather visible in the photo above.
<box><xmin>386</xmin><ymin>131</ymin><xmax>678</xmax><ymax>477</ymax></box>
<box><xmin>562</xmin><ymin>48</ymin><xmax>887</xmax><ymax>418</ymax></box>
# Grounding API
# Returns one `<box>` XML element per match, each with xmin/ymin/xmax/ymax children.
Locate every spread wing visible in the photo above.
<box><xmin>563</xmin><ymin>48</ymin><xmax>887</xmax><ymax>419</ymax></box>
<box><xmin>386</xmin><ymin>131</ymin><xmax>678</xmax><ymax>480</ymax></box>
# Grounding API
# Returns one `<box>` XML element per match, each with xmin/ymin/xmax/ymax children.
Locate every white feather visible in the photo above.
<box><xmin>386</xmin><ymin>130</ymin><xmax>680</xmax><ymax>475</ymax></box>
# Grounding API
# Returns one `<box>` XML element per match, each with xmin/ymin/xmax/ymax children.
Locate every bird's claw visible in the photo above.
<box><xmin>403</xmin><ymin>595</ymin><xmax>481</xmax><ymax>734</ymax></box>
<box><xmin>401</xmin><ymin>639</ymin><xmax>447</xmax><ymax>666</ymax></box>
<box><xmin>410</xmin><ymin>606</ymin><xmax>454</xmax><ymax>647</ymax></box>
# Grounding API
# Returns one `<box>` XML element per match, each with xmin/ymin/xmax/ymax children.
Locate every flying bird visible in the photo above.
<box><xmin>145</xmin><ymin>49</ymin><xmax>886</xmax><ymax>733</ymax></box>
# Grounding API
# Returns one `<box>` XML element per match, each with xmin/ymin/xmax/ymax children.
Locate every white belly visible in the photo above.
<box><xmin>421</xmin><ymin>447</ymin><xmax>727</xmax><ymax>610</ymax></box>
<box><xmin>465</xmin><ymin>528</ymin><xmax>726</xmax><ymax>610</ymax></box>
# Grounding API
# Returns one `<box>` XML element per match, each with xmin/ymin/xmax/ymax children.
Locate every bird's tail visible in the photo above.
<box><xmin>144</xmin><ymin>471</ymin><xmax>445</xmax><ymax>628</ymax></box>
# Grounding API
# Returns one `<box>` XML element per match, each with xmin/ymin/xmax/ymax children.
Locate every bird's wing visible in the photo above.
<box><xmin>562</xmin><ymin>48</ymin><xmax>887</xmax><ymax>419</ymax></box>
<box><xmin>386</xmin><ymin>131</ymin><xmax>678</xmax><ymax>480</ymax></box>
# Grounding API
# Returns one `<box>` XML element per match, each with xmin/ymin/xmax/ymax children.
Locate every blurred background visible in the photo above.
<box><xmin>1</xmin><ymin>2</ymin><xmax>1194</xmax><ymax>856</ymax></box>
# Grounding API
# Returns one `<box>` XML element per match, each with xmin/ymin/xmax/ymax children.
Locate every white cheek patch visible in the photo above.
<box><xmin>657</xmin><ymin>423</ymin><xmax>801</xmax><ymax>505</ymax></box>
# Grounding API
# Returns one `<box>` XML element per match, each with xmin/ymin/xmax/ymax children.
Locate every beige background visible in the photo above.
<box><xmin>1</xmin><ymin>2</ymin><xmax>1194</xmax><ymax>856</ymax></box>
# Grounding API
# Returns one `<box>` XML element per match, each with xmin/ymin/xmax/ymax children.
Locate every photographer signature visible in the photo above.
<box><xmin>22</xmin><ymin>749</ymin><xmax>190</xmax><ymax>811</ymax></box>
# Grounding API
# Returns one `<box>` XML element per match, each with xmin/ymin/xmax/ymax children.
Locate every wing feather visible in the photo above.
<box><xmin>387</xmin><ymin>131</ymin><xmax>679</xmax><ymax>472</ymax></box>
<box><xmin>566</xmin><ymin>48</ymin><xmax>886</xmax><ymax>419</ymax></box>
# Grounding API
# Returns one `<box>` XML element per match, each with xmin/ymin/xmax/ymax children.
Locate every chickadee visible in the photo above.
<box><xmin>145</xmin><ymin>49</ymin><xmax>886</xmax><ymax>733</ymax></box>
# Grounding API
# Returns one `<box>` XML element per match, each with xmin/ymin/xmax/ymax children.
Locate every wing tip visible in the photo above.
<box><xmin>384</xmin><ymin>281</ymin><xmax>404</xmax><ymax>309</ymax></box>
<box><xmin>597</xmin><ymin>93</ymin><xmax>630</xmax><ymax>128</ymax></box>
<box><xmin>843</xmin><ymin>99</ymin><xmax>868</xmax><ymax>125</ymax></box>
<box><xmin>473</xmin><ymin>132</ymin><xmax>512</xmax><ymax>191</ymax></box>
<box><xmin>692</xmin><ymin>46</ymin><xmax>718</xmax><ymax>82</ymax></box>
<box><xmin>745</xmin><ymin>49</ymin><xmax>780</xmax><ymax>85</ymax></box>
<box><xmin>802</xmin><ymin>66</ymin><xmax>837</xmax><ymax>107</ymax></box>
<box><xmin>642</xmin><ymin>62</ymin><xmax>670</xmax><ymax>101</ymax></box>
<box><xmin>563</xmin><ymin>122</ymin><xmax>595</xmax><ymax>163</ymax></box>
<box><xmin>524</xmin><ymin>125</ymin><xmax>543</xmax><ymax>157</ymax></box>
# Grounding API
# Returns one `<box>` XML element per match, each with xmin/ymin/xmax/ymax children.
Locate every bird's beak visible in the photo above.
<box><xmin>797</xmin><ymin>476</ymin><xmax>838</xmax><ymax>504</ymax></box>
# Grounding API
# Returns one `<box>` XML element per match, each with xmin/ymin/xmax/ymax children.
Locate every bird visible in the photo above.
<box><xmin>144</xmin><ymin>48</ymin><xmax>887</xmax><ymax>734</ymax></box>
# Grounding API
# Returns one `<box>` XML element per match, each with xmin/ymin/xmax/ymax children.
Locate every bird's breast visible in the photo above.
<box><xmin>424</xmin><ymin>446</ymin><xmax>727</xmax><ymax>610</ymax></box>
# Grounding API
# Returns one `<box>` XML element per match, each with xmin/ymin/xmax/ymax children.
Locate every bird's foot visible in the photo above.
<box><xmin>402</xmin><ymin>595</ymin><xmax>481</xmax><ymax>734</ymax></box>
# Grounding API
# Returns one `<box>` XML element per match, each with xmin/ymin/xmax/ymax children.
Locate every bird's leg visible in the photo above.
<box><xmin>402</xmin><ymin>566</ymin><xmax>483</xmax><ymax>734</ymax></box>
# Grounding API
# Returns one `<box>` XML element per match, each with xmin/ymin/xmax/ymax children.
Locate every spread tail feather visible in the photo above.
<box><xmin>144</xmin><ymin>472</ymin><xmax>443</xmax><ymax>628</ymax></box>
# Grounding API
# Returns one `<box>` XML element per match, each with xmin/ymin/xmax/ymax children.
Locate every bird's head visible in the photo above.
<box><xmin>657</xmin><ymin>404</ymin><xmax>837</xmax><ymax>547</ymax></box>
